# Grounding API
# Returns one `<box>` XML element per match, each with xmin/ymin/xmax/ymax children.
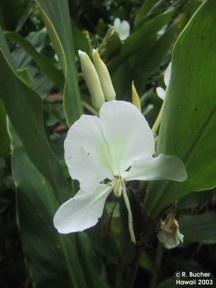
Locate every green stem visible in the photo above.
<box><xmin>152</xmin><ymin>101</ymin><xmax>165</xmax><ymax>134</ymax></box>
<box><xmin>149</xmin><ymin>243</ymin><xmax>164</xmax><ymax>288</ymax></box>
<box><xmin>114</xmin><ymin>245</ymin><xmax>143</xmax><ymax>288</ymax></box>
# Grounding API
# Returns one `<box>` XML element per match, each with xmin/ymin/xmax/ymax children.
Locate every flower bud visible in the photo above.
<box><xmin>132</xmin><ymin>81</ymin><xmax>141</xmax><ymax>111</ymax></box>
<box><xmin>92</xmin><ymin>49</ymin><xmax>116</xmax><ymax>101</ymax></box>
<box><xmin>78</xmin><ymin>50</ymin><xmax>105</xmax><ymax>110</ymax></box>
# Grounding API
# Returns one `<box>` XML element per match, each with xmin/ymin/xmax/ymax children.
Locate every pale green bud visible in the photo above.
<box><xmin>131</xmin><ymin>81</ymin><xmax>141</xmax><ymax>111</ymax></box>
<box><xmin>92</xmin><ymin>49</ymin><xmax>116</xmax><ymax>101</ymax></box>
<box><xmin>78</xmin><ymin>50</ymin><xmax>105</xmax><ymax>110</ymax></box>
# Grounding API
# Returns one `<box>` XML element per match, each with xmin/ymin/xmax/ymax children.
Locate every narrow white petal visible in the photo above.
<box><xmin>126</xmin><ymin>154</ymin><xmax>187</xmax><ymax>182</ymax></box>
<box><xmin>54</xmin><ymin>185</ymin><xmax>113</xmax><ymax>233</ymax></box>
<box><xmin>156</xmin><ymin>87</ymin><xmax>166</xmax><ymax>100</ymax></box>
<box><xmin>113</xmin><ymin>18</ymin><xmax>121</xmax><ymax>28</ymax></box>
<box><xmin>122</xmin><ymin>183</ymin><xmax>136</xmax><ymax>244</ymax></box>
<box><xmin>100</xmin><ymin>101</ymin><xmax>155</xmax><ymax>175</ymax></box>
<box><xmin>64</xmin><ymin>115</ymin><xmax>113</xmax><ymax>193</ymax></box>
<box><xmin>164</xmin><ymin>62</ymin><xmax>171</xmax><ymax>87</ymax></box>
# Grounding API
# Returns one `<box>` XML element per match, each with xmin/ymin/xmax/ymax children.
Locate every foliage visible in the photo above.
<box><xmin>0</xmin><ymin>0</ymin><xmax>215</xmax><ymax>287</ymax></box>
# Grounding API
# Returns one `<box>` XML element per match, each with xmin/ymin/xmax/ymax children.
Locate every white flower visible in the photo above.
<box><xmin>156</xmin><ymin>62</ymin><xmax>172</xmax><ymax>100</ymax></box>
<box><xmin>157</xmin><ymin>215</ymin><xmax>184</xmax><ymax>249</ymax></box>
<box><xmin>54</xmin><ymin>100</ymin><xmax>187</xmax><ymax>243</ymax></box>
<box><xmin>113</xmin><ymin>18</ymin><xmax>130</xmax><ymax>41</ymax></box>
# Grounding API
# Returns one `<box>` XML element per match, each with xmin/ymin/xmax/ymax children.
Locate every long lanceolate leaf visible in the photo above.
<box><xmin>144</xmin><ymin>0</ymin><xmax>216</xmax><ymax>216</ymax></box>
<box><xmin>0</xmin><ymin>49</ymin><xmax>70</xmax><ymax>202</ymax></box>
<box><xmin>0</xmin><ymin>29</ymin><xmax>88</xmax><ymax>287</ymax></box>
<box><xmin>9</xmin><ymin>125</ymin><xmax>88</xmax><ymax>288</ymax></box>
<box><xmin>35</xmin><ymin>0</ymin><xmax>83</xmax><ymax>126</ymax></box>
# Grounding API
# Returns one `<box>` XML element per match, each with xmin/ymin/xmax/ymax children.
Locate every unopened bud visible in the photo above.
<box><xmin>132</xmin><ymin>82</ymin><xmax>141</xmax><ymax>111</ymax></box>
<box><xmin>78</xmin><ymin>50</ymin><xmax>105</xmax><ymax>110</ymax></box>
<box><xmin>92</xmin><ymin>49</ymin><xmax>116</xmax><ymax>101</ymax></box>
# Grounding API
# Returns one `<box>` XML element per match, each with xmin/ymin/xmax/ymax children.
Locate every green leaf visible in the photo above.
<box><xmin>0</xmin><ymin>0</ymin><xmax>32</xmax><ymax>31</ymax></box>
<box><xmin>0</xmin><ymin>100</ymin><xmax>10</xmax><ymax>158</ymax></box>
<box><xmin>144</xmin><ymin>0</ymin><xmax>216</xmax><ymax>216</ymax></box>
<box><xmin>0</xmin><ymin>39</ymin><xmax>70</xmax><ymax>202</ymax></box>
<box><xmin>76</xmin><ymin>233</ymin><xmax>110</xmax><ymax>288</ymax></box>
<box><xmin>108</xmin><ymin>9</ymin><xmax>176</xmax><ymax>100</ymax></box>
<box><xmin>179</xmin><ymin>212</ymin><xmax>216</xmax><ymax>244</ymax></box>
<box><xmin>134</xmin><ymin>0</ymin><xmax>160</xmax><ymax>26</ymax></box>
<box><xmin>156</xmin><ymin>277</ymin><xmax>177</xmax><ymax>288</ymax></box>
<box><xmin>5</xmin><ymin>31</ymin><xmax>64</xmax><ymax>88</ymax></box>
<box><xmin>35</xmin><ymin>0</ymin><xmax>83</xmax><ymax>126</ymax></box>
<box><xmin>9</xmin><ymin>125</ymin><xmax>88</xmax><ymax>288</ymax></box>
<box><xmin>178</xmin><ymin>189</ymin><xmax>216</xmax><ymax>210</ymax></box>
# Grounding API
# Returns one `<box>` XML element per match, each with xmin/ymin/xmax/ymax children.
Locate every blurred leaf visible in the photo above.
<box><xmin>179</xmin><ymin>212</ymin><xmax>216</xmax><ymax>244</ymax></box>
<box><xmin>87</xmin><ymin>211</ymin><xmax>122</xmax><ymax>265</ymax></box>
<box><xmin>76</xmin><ymin>233</ymin><xmax>110</xmax><ymax>288</ymax></box>
<box><xmin>144</xmin><ymin>0</ymin><xmax>216</xmax><ymax>216</ymax></box>
<box><xmin>108</xmin><ymin>9</ymin><xmax>176</xmax><ymax>100</ymax></box>
<box><xmin>134</xmin><ymin>0</ymin><xmax>160</xmax><ymax>26</ymax></box>
<box><xmin>0</xmin><ymin>32</ymin><xmax>71</xmax><ymax>202</ymax></box>
<box><xmin>132</xmin><ymin>21</ymin><xmax>177</xmax><ymax>84</ymax></box>
<box><xmin>0</xmin><ymin>0</ymin><xmax>32</xmax><ymax>31</ymax></box>
<box><xmin>156</xmin><ymin>277</ymin><xmax>177</xmax><ymax>288</ymax></box>
<box><xmin>0</xmin><ymin>100</ymin><xmax>10</xmax><ymax>158</ymax></box>
<box><xmin>6</xmin><ymin>31</ymin><xmax>64</xmax><ymax>88</ymax></box>
<box><xmin>9</xmin><ymin>125</ymin><xmax>88</xmax><ymax>288</ymax></box>
<box><xmin>35</xmin><ymin>0</ymin><xmax>83</xmax><ymax>126</ymax></box>
<box><xmin>178</xmin><ymin>189</ymin><xmax>216</xmax><ymax>210</ymax></box>
<box><xmin>109</xmin><ymin>9</ymin><xmax>175</xmax><ymax>72</ymax></box>
<box><xmin>139</xmin><ymin>250</ymin><xmax>155</xmax><ymax>272</ymax></box>
<box><xmin>71</xmin><ymin>19</ymin><xmax>91</xmax><ymax>54</ymax></box>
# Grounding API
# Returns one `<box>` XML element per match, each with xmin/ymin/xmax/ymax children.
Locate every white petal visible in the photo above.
<box><xmin>113</xmin><ymin>18</ymin><xmax>121</xmax><ymax>28</ymax></box>
<box><xmin>157</xmin><ymin>230</ymin><xmax>184</xmax><ymax>249</ymax></box>
<box><xmin>64</xmin><ymin>115</ymin><xmax>113</xmax><ymax>193</ymax></box>
<box><xmin>54</xmin><ymin>185</ymin><xmax>113</xmax><ymax>233</ymax></box>
<box><xmin>126</xmin><ymin>154</ymin><xmax>187</xmax><ymax>182</ymax></box>
<box><xmin>156</xmin><ymin>87</ymin><xmax>166</xmax><ymax>100</ymax></box>
<box><xmin>164</xmin><ymin>62</ymin><xmax>171</xmax><ymax>87</ymax></box>
<box><xmin>113</xmin><ymin>18</ymin><xmax>130</xmax><ymax>41</ymax></box>
<box><xmin>99</xmin><ymin>101</ymin><xmax>155</xmax><ymax>175</ymax></box>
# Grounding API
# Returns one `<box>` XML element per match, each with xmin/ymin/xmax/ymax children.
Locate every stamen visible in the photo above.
<box><xmin>122</xmin><ymin>183</ymin><xmax>136</xmax><ymax>244</ymax></box>
<box><xmin>114</xmin><ymin>176</ymin><xmax>123</xmax><ymax>197</ymax></box>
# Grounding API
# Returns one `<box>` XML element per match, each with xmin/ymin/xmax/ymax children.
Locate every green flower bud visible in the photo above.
<box><xmin>92</xmin><ymin>49</ymin><xmax>116</xmax><ymax>101</ymax></box>
<box><xmin>78</xmin><ymin>50</ymin><xmax>105</xmax><ymax>110</ymax></box>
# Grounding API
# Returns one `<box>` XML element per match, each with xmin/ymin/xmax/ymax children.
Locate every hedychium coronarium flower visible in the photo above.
<box><xmin>78</xmin><ymin>49</ymin><xmax>116</xmax><ymax>109</ymax></box>
<box><xmin>54</xmin><ymin>100</ymin><xmax>187</xmax><ymax>244</ymax></box>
